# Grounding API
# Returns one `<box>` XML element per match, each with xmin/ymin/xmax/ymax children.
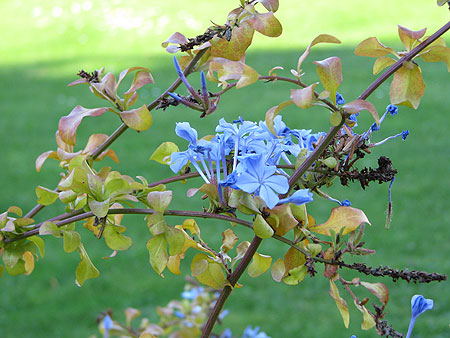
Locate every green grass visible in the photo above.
<box><xmin>0</xmin><ymin>1</ymin><xmax>449</xmax><ymax>338</ymax></box>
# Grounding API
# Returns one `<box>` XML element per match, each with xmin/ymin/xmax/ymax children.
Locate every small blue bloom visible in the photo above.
<box><xmin>167</xmin><ymin>92</ymin><xmax>182</xmax><ymax>101</ymax></box>
<box><xmin>406</xmin><ymin>295</ymin><xmax>433</xmax><ymax>338</ymax></box>
<box><xmin>181</xmin><ymin>286</ymin><xmax>204</xmax><ymax>300</ymax></box>
<box><xmin>336</xmin><ymin>92</ymin><xmax>346</xmax><ymax>105</ymax></box>
<box><xmin>340</xmin><ymin>199</ymin><xmax>351</xmax><ymax>206</ymax></box>
<box><xmin>369</xmin><ymin>122</ymin><xmax>380</xmax><ymax>132</ymax></box>
<box><xmin>103</xmin><ymin>315</ymin><xmax>113</xmax><ymax>338</ymax></box>
<box><xmin>350</xmin><ymin>336</ymin><xmax>357</xmax><ymax>338</ymax></box>
<box><xmin>242</xmin><ymin>325</ymin><xmax>271</xmax><ymax>338</ymax></box>
<box><xmin>235</xmin><ymin>155</ymin><xmax>289</xmax><ymax>209</ymax></box>
<box><xmin>174</xmin><ymin>310</ymin><xmax>185</xmax><ymax>319</ymax></box>
<box><xmin>220</xmin><ymin>328</ymin><xmax>233</xmax><ymax>338</ymax></box>
<box><xmin>401</xmin><ymin>130</ymin><xmax>409</xmax><ymax>140</ymax></box>
<box><xmin>278</xmin><ymin>189</ymin><xmax>313</xmax><ymax>206</ymax></box>
<box><xmin>386</xmin><ymin>104</ymin><xmax>398</xmax><ymax>116</ymax></box>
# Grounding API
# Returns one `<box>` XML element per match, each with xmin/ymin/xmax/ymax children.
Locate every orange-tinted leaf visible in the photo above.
<box><xmin>323</xmin><ymin>247</ymin><xmax>338</xmax><ymax>278</ymax></box>
<box><xmin>267</xmin><ymin>204</ymin><xmax>298</xmax><ymax>236</ymax></box>
<box><xmin>236</xmin><ymin>64</ymin><xmax>259</xmax><ymax>88</ymax></box>
<box><xmin>329</xmin><ymin>279</ymin><xmax>350</xmax><ymax>328</ymax></box>
<box><xmin>310</xmin><ymin>206</ymin><xmax>370</xmax><ymax>236</ymax></box>
<box><xmin>297</xmin><ymin>34</ymin><xmax>341</xmax><ymax>73</ymax></box>
<box><xmin>290</xmin><ymin>83</ymin><xmax>318</xmax><ymax>109</ymax></box>
<box><xmin>389</xmin><ymin>63</ymin><xmax>425</xmax><ymax>109</ymax></box>
<box><xmin>373</xmin><ymin>56</ymin><xmax>396</xmax><ymax>75</ymax></box>
<box><xmin>120</xmin><ymin>104</ymin><xmax>152</xmax><ymax>131</ymax></box>
<box><xmin>360</xmin><ymin>281</ymin><xmax>389</xmax><ymax>305</ymax></box>
<box><xmin>314</xmin><ymin>57</ymin><xmax>342</xmax><ymax>105</ymax></box>
<box><xmin>210</xmin><ymin>21</ymin><xmax>254</xmax><ymax>61</ymax></box>
<box><xmin>124</xmin><ymin>70</ymin><xmax>154</xmax><ymax>96</ymax></box>
<box><xmin>36</xmin><ymin>150</ymin><xmax>58</xmax><ymax>172</ymax></box>
<box><xmin>342</xmin><ymin>99</ymin><xmax>379</xmax><ymax>125</ymax></box>
<box><xmin>59</xmin><ymin>106</ymin><xmax>110</xmax><ymax>146</ymax></box>
<box><xmin>398</xmin><ymin>25</ymin><xmax>426</xmax><ymax>51</ymax></box>
<box><xmin>354</xmin><ymin>37</ymin><xmax>396</xmax><ymax>57</ymax></box>
<box><xmin>247</xmin><ymin>12</ymin><xmax>282</xmax><ymax>37</ymax></box>
<box><xmin>420</xmin><ymin>45</ymin><xmax>450</xmax><ymax>71</ymax></box>
<box><xmin>265</xmin><ymin>100</ymin><xmax>293</xmax><ymax>135</ymax></box>
<box><xmin>283</xmin><ymin>246</ymin><xmax>305</xmax><ymax>274</ymax></box>
<box><xmin>221</xmin><ymin>228</ymin><xmax>238</xmax><ymax>253</ymax></box>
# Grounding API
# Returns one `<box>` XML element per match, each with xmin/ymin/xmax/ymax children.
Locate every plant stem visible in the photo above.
<box><xmin>201</xmin><ymin>235</ymin><xmax>263</xmax><ymax>338</ymax></box>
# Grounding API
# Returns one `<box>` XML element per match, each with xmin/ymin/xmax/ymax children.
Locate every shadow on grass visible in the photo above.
<box><xmin>0</xmin><ymin>48</ymin><xmax>448</xmax><ymax>338</ymax></box>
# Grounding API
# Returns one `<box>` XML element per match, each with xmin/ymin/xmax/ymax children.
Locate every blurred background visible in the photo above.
<box><xmin>0</xmin><ymin>0</ymin><xmax>449</xmax><ymax>337</ymax></box>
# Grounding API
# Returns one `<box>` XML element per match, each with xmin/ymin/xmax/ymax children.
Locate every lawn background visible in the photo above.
<box><xmin>0</xmin><ymin>1</ymin><xmax>449</xmax><ymax>337</ymax></box>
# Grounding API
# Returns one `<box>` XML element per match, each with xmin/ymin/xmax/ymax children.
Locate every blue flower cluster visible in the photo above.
<box><xmin>220</xmin><ymin>325</ymin><xmax>271</xmax><ymax>338</ymax></box>
<box><xmin>170</xmin><ymin>116</ymin><xmax>318</xmax><ymax>208</ymax></box>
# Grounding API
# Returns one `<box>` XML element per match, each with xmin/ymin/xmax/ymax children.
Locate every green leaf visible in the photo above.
<box><xmin>103</xmin><ymin>225</ymin><xmax>133</xmax><ymax>251</ymax></box>
<box><xmin>354</xmin><ymin>37</ymin><xmax>396</xmax><ymax>57</ymax></box>
<box><xmin>290</xmin><ymin>83</ymin><xmax>318</xmax><ymax>109</ymax></box>
<box><xmin>150</xmin><ymin>142</ymin><xmax>179</xmax><ymax>164</ymax></box>
<box><xmin>248</xmin><ymin>252</ymin><xmax>272</xmax><ymax>277</ymax></box>
<box><xmin>253</xmin><ymin>214</ymin><xmax>274</xmax><ymax>239</ymax></box>
<box><xmin>58</xmin><ymin>106</ymin><xmax>110</xmax><ymax>146</ymax></box>
<box><xmin>28</xmin><ymin>236</ymin><xmax>45</xmax><ymax>258</ymax></box>
<box><xmin>147</xmin><ymin>212</ymin><xmax>168</xmax><ymax>236</ymax></box>
<box><xmin>39</xmin><ymin>221</ymin><xmax>61</xmax><ymax>237</ymax></box>
<box><xmin>5</xmin><ymin>259</ymin><xmax>26</xmax><ymax>276</ymax></box>
<box><xmin>63</xmin><ymin>230</ymin><xmax>81</xmax><ymax>253</ymax></box>
<box><xmin>282</xmin><ymin>265</ymin><xmax>307</xmax><ymax>285</ymax></box>
<box><xmin>330</xmin><ymin>110</ymin><xmax>342</xmax><ymax>126</ymax></box>
<box><xmin>247</xmin><ymin>12</ymin><xmax>282</xmax><ymax>37</ymax></box>
<box><xmin>307</xmin><ymin>243</ymin><xmax>322</xmax><ymax>257</ymax></box>
<box><xmin>354</xmin><ymin>300</ymin><xmax>376</xmax><ymax>330</ymax></box>
<box><xmin>373</xmin><ymin>56</ymin><xmax>396</xmax><ymax>75</ymax></box>
<box><xmin>220</xmin><ymin>229</ymin><xmax>238</xmax><ymax>253</ymax></box>
<box><xmin>87</xmin><ymin>174</ymin><xmax>104</xmax><ymax>200</ymax></box>
<box><xmin>7</xmin><ymin>206</ymin><xmax>22</xmax><ymax>217</ymax></box>
<box><xmin>76</xmin><ymin>243</ymin><xmax>100</xmax><ymax>286</ymax></box>
<box><xmin>190</xmin><ymin>253</ymin><xmax>225</xmax><ymax>289</ymax></box>
<box><xmin>310</xmin><ymin>206</ymin><xmax>371</xmax><ymax>236</ymax></box>
<box><xmin>59</xmin><ymin>190</ymin><xmax>78</xmax><ymax>204</ymax></box>
<box><xmin>210</xmin><ymin>21</ymin><xmax>254</xmax><ymax>61</ymax></box>
<box><xmin>147</xmin><ymin>191</ymin><xmax>173</xmax><ymax>213</ymax></box>
<box><xmin>314</xmin><ymin>57</ymin><xmax>342</xmax><ymax>105</ymax></box>
<box><xmin>120</xmin><ymin>104</ymin><xmax>152</xmax><ymax>131</ymax></box>
<box><xmin>329</xmin><ymin>279</ymin><xmax>350</xmax><ymax>328</ymax></box>
<box><xmin>35</xmin><ymin>186</ymin><xmax>59</xmax><ymax>206</ymax></box>
<box><xmin>88</xmin><ymin>197</ymin><xmax>110</xmax><ymax>218</ymax></box>
<box><xmin>164</xmin><ymin>226</ymin><xmax>185</xmax><ymax>256</ymax></box>
<box><xmin>104</xmin><ymin>177</ymin><xmax>131</xmax><ymax>199</ymax></box>
<box><xmin>342</xmin><ymin>99</ymin><xmax>379</xmax><ymax>125</ymax></box>
<box><xmin>146</xmin><ymin>234</ymin><xmax>168</xmax><ymax>277</ymax></box>
<box><xmin>389</xmin><ymin>63</ymin><xmax>425</xmax><ymax>109</ymax></box>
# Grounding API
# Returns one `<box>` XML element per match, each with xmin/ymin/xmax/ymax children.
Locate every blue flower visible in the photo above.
<box><xmin>406</xmin><ymin>295</ymin><xmax>433</xmax><ymax>338</ymax></box>
<box><xmin>242</xmin><ymin>326</ymin><xmax>271</xmax><ymax>338</ymax></box>
<box><xmin>235</xmin><ymin>155</ymin><xmax>289</xmax><ymax>209</ymax></box>
<box><xmin>386</xmin><ymin>104</ymin><xmax>398</xmax><ymax>116</ymax></box>
<box><xmin>220</xmin><ymin>328</ymin><xmax>233</xmax><ymax>338</ymax></box>
<box><xmin>278</xmin><ymin>189</ymin><xmax>313</xmax><ymax>206</ymax></box>
<box><xmin>175</xmin><ymin>122</ymin><xmax>198</xmax><ymax>144</ymax></box>
<box><xmin>340</xmin><ymin>199</ymin><xmax>351</xmax><ymax>206</ymax></box>
<box><xmin>103</xmin><ymin>315</ymin><xmax>113</xmax><ymax>338</ymax></box>
<box><xmin>174</xmin><ymin>310</ymin><xmax>185</xmax><ymax>319</ymax></box>
<box><xmin>336</xmin><ymin>92</ymin><xmax>346</xmax><ymax>105</ymax></box>
<box><xmin>181</xmin><ymin>286</ymin><xmax>204</xmax><ymax>300</ymax></box>
<box><xmin>401</xmin><ymin>130</ymin><xmax>409</xmax><ymax>140</ymax></box>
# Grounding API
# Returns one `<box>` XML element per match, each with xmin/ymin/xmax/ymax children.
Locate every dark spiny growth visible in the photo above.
<box><xmin>376</xmin><ymin>320</ymin><xmax>404</xmax><ymax>338</ymax></box>
<box><xmin>179</xmin><ymin>25</ymin><xmax>232</xmax><ymax>52</ymax></box>
<box><xmin>77</xmin><ymin>69</ymin><xmax>100</xmax><ymax>83</ymax></box>
<box><xmin>305</xmin><ymin>257</ymin><xmax>317</xmax><ymax>277</ymax></box>
<box><xmin>155</xmin><ymin>97</ymin><xmax>181</xmax><ymax>111</ymax></box>
<box><xmin>340</xmin><ymin>262</ymin><xmax>447</xmax><ymax>283</ymax></box>
<box><xmin>340</xmin><ymin>156</ymin><xmax>397</xmax><ymax>189</ymax></box>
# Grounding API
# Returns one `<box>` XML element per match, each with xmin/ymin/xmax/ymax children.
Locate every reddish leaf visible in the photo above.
<box><xmin>389</xmin><ymin>63</ymin><xmax>425</xmax><ymax>109</ymax></box>
<box><xmin>259</xmin><ymin>0</ymin><xmax>279</xmax><ymax>12</ymax></box>
<box><xmin>247</xmin><ymin>12</ymin><xmax>282</xmax><ymax>37</ymax></box>
<box><xmin>290</xmin><ymin>83</ymin><xmax>318</xmax><ymax>109</ymax></box>
<box><xmin>161</xmin><ymin>32</ymin><xmax>188</xmax><ymax>53</ymax></box>
<box><xmin>342</xmin><ymin>99</ymin><xmax>379</xmax><ymax>125</ymax></box>
<box><xmin>265</xmin><ymin>101</ymin><xmax>293</xmax><ymax>135</ymax></box>
<box><xmin>36</xmin><ymin>150</ymin><xmax>58</xmax><ymax>172</ymax></box>
<box><xmin>297</xmin><ymin>34</ymin><xmax>341</xmax><ymax>73</ymax></box>
<box><xmin>398</xmin><ymin>25</ymin><xmax>426</xmax><ymax>51</ymax></box>
<box><xmin>267</xmin><ymin>204</ymin><xmax>298</xmax><ymax>236</ymax></box>
<box><xmin>58</xmin><ymin>106</ymin><xmax>110</xmax><ymax>146</ymax></box>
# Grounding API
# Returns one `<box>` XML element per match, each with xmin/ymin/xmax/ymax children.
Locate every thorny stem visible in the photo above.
<box><xmin>22</xmin><ymin>49</ymin><xmax>208</xmax><ymax>221</ymax></box>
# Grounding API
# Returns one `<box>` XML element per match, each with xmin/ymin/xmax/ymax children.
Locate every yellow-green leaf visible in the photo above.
<box><xmin>236</xmin><ymin>64</ymin><xmax>259</xmax><ymax>89</ymax></box>
<box><xmin>28</xmin><ymin>236</ymin><xmax>45</xmax><ymax>258</ymax></box>
<box><xmin>329</xmin><ymin>279</ymin><xmax>350</xmax><ymax>328</ymax></box>
<box><xmin>419</xmin><ymin>45</ymin><xmax>450</xmax><ymax>71</ymax></box>
<box><xmin>63</xmin><ymin>230</ymin><xmax>81</xmax><ymax>253</ymax></box>
<box><xmin>253</xmin><ymin>214</ymin><xmax>274</xmax><ymax>239</ymax></box>
<box><xmin>164</xmin><ymin>226</ymin><xmax>185</xmax><ymax>256</ymax></box>
<box><xmin>354</xmin><ymin>37</ymin><xmax>396</xmax><ymax>57</ymax></box>
<box><xmin>210</xmin><ymin>21</ymin><xmax>254</xmax><ymax>61</ymax></box>
<box><xmin>265</xmin><ymin>100</ymin><xmax>293</xmax><ymax>136</ymax></box>
<box><xmin>191</xmin><ymin>253</ymin><xmax>225</xmax><ymax>289</ymax></box>
<box><xmin>398</xmin><ymin>25</ymin><xmax>426</xmax><ymax>52</ymax></box>
<box><xmin>221</xmin><ymin>228</ymin><xmax>239</xmax><ymax>253</ymax></box>
<box><xmin>314</xmin><ymin>57</ymin><xmax>342</xmax><ymax>105</ymax></box>
<box><xmin>88</xmin><ymin>198</ymin><xmax>110</xmax><ymax>218</ymax></box>
<box><xmin>360</xmin><ymin>281</ymin><xmax>389</xmax><ymax>305</ymax></box>
<box><xmin>103</xmin><ymin>225</ymin><xmax>132</xmax><ymax>251</ymax></box>
<box><xmin>271</xmin><ymin>257</ymin><xmax>285</xmax><ymax>282</ymax></box>
<box><xmin>330</xmin><ymin>110</ymin><xmax>342</xmax><ymax>126</ymax></box>
<box><xmin>248</xmin><ymin>252</ymin><xmax>272</xmax><ymax>277</ymax></box>
<box><xmin>39</xmin><ymin>221</ymin><xmax>61</xmax><ymax>237</ymax></box>
<box><xmin>76</xmin><ymin>243</ymin><xmax>100</xmax><ymax>286</ymax></box>
<box><xmin>35</xmin><ymin>186</ymin><xmax>59</xmax><ymax>206</ymax></box>
<box><xmin>310</xmin><ymin>206</ymin><xmax>370</xmax><ymax>236</ymax></box>
<box><xmin>389</xmin><ymin>63</ymin><xmax>425</xmax><ymax>109</ymax></box>
<box><xmin>282</xmin><ymin>265</ymin><xmax>307</xmax><ymax>285</ymax></box>
<box><xmin>147</xmin><ymin>191</ymin><xmax>173</xmax><ymax>213</ymax></box>
<box><xmin>373</xmin><ymin>56</ymin><xmax>396</xmax><ymax>75</ymax></box>
<box><xmin>150</xmin><ymin>142</ymin><xmax>179</xmax><ymax>164</ymax></box>
<box><xmin>267</xmin><ymin>204</ymin><xmax>298</xmax><ymax>236</ymax></box>
<box><xmin>146</xmin><ymin>234</ymin><xmax>168</xmax><ymax>277</ymax></box>
<box><xmin>354</xmin><ymin>301</ymin><xmax>376</xmax><ymax>330</ymax></box>
<box><xmin>120</xmin><ymin>104</ymin><xmax>152</xmax><ymax>131</ymax></box>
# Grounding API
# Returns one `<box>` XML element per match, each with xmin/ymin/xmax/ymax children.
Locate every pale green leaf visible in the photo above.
<box><xmin>76</xmin><ymin>243</ymin><xmax>100</xmax><ymax>286</ymax></box>
<box><xmin>63</xmin><ymin>230</ymin><xmax>81</xmax><ymax>253</ymax></box>
<box><xmin>248</xmin><ymin>252</ymin><xmax>272</xmax><ymax>277</ymax></box>
<box><xmin>253</xmin><ymin>214</ymin><xmax>274</xmax><ymax>239</ymax></box>
<box><xmin>146</xmin><ymin>234</ymin><xmax>168</xmax><ymax>277</ymax></box>
<box><xmin>35</xmin><ymin>186</ymin><xmax>59</xmax><ymax>206</ymax></box>
<box><xmin>314</xmin><ymin>57</ymin><xmax>342</xmax><ymax>105</ymax></box>
<box><xmin>147</xmin><ymin>191</ymin><xmax>173</xmax><ymax>213</ymax></box>
<box><xmin>150</xmin><ymin>142</ymin><xmax>179</xmax><ymax>164</ymax></box>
